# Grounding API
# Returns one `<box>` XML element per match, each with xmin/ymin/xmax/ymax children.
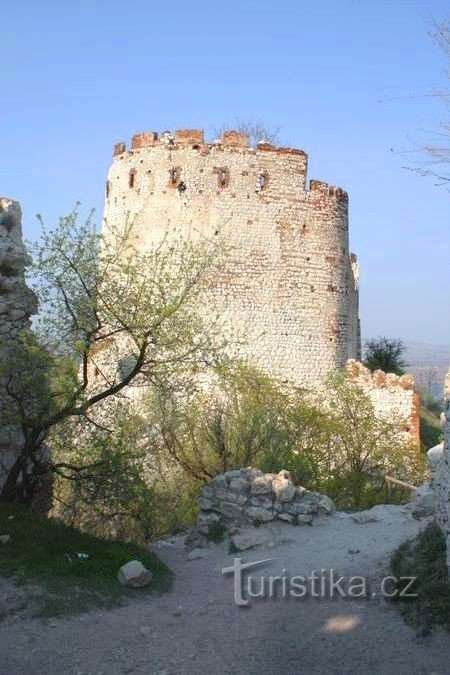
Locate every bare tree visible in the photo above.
<box><xmin>212</xmin><ymin>118</ymin><xmax>281</xmax><ymax>146</ymax></box>
<box><xmin>406</xmin><ymin>18</ymin><xmax>450</xmax><ymax>185</ymax></box>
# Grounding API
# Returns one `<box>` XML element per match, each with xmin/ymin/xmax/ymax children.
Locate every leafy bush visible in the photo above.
<box><xmin>262</xmin><ymin>372</ymin><xmax>425</xmax><ymax>508</ymax></box>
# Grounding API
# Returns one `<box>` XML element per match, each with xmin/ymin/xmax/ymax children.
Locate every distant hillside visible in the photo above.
<box><xmin>362</xmin><ymin>340</ymin><xmax>449</xmax><ymax>399</ymax></box>
<box><xmin>404</xmin><ymin>342</ymin><xmax>449</xmax><ymax>399</ymax></box>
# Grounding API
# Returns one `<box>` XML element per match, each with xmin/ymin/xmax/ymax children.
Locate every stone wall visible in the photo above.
<box><xmin>0</xmin><ymin>198</ymin><xmax>37</xmax><ymax>489</ymax></box>
<box><xmin>435</xmin><ymin>370</ymin><xmax>450</xmax><ymax>565</ymax></box>
<box><xmin>345</xmin><ymin>360</ymin><xmax>420</xmax><ymax>441</ymax></box>
<box><xmin>190</xmin><ymin>468</ymin><xmax>335</xmax><ymax>550</ymax></box>
<box><xmin>102</xmin><ymin>128</ymin><xmax>360</xmax><ymax>390</ymax></box>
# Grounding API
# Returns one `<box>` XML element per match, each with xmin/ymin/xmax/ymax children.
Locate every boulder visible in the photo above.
<box><xmin>219</xmin><ymin>501</ymin><xmax>243</xmax><ymax>520</ymax></box>
<box><xmin>411</xmin><ymin>483</ymin><xmax>437</xmax><ymax>518</ymax></box>
<box><xmin>248</xmin><ymin>506</ymin><xmax>274</xmax><ymax>523</ymax></box>
<box><xmin>230</xmin><ymin>529</ymin><xmax>271</xmax><ymax>551</ymax></box>
<box><xmin>118</xmin><ymin>560</ymin><xmax>152</xmax><ymax>588</ymax></box>
<box><xmin>272</xmin><ymin>470</ymin><xmax>296</xmax><ymax>502</ymax></box>
<box><xmin>250</xmin><ymin>475</ymin><xmax>273</xmax><ymax>495</ymax></box>
<box><xmin>318</xmin><ymin>495</ymin><xmax>336</xmax><ymax>515</ymax></box>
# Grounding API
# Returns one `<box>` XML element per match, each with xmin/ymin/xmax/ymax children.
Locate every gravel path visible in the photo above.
<box><xmin>1</xmin><ymin>505</ymin><xmax>450</xmax><ymax>675</ymax></box>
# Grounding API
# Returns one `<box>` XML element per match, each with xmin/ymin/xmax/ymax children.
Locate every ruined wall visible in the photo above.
<box><xmin>345</xmin><ymin>360</ymin><xmax>420</xmax><ymax>442</ymax></box>
<box><xmin>0</xmin><ymin>198</ymin><xmax>37</xmax><ymax>487</ymax></box>
<box><xmin>102</xmin><ymin>128</ymin><xmax>360</xmax><ymax>390</ymax></box>
<box><xmin>435</xmin><ymin>370</ymin><xmax>450</xmax><ymax>564</ymax></box>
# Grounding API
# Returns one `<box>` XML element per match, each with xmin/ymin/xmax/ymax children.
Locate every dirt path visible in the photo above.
<box><xmin>1</xmin><ymin>505</ymin><xmax>450</xmax><ymax>675</ymax></box>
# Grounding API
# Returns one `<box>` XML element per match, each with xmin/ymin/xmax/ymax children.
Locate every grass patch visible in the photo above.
<box><xmin>390</xmin><ymin>522</ymin><xmax>450</xmax><ymax>634</ymax></box>
<box><xmin>0</xmin><ymin>503</ymin><xmax>172</xmax><ymax>617</ymax></box>
<box><xmin>420</xmin><ymin>407</ymin><xmax>442</xmax><ymax>450</ymax></box>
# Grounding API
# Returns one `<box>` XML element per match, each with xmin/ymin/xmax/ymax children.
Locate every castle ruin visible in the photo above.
<box><xmin>0</xmin><ymin>199</ymin><xmax>38</xmax><ymax>491</ymax></box>
<box><xmin>102</xmin><ymin>129</ymin><xmax>361</xmax><ymax>390</ymax></box>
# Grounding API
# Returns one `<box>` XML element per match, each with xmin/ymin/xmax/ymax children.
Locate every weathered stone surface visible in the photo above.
<box><xmin>272</xmin><ymin>471</ymin><xmax>296</xmax><ymax>502</ymax></box>
<box><xmin>102</xmin><ymin>132</ymin><xmax>360</xmax><ymax>391</ymax></box>
<box><xmin>219</xmin><ymin>501</ymin><xmax>243</xmax><ymax>520</ymax></box>
<box><xmin>0</xmin><ymin>199</ymin><xmax>41</xmax><ymax>503</ymax></box>
<box><xmin>345</xmin><ymin>360</ymin><xmax>420</xmax><ymax>442</ymax></box>
<box><xmin>250</xmin><ymin>496</ymin><xmax>273</xmax><ymax>509</ymax></box>
<box><xmin>197</xmin><ymin>511</ymin><xmax>221</xmax><ymax>535</ymax></box>
<box><xmin>228</xmin><ymin>477</ymin><xmax>249</xmax><ymax>494</ymax></box>
<box><xmin>318</xmin><ymin>495</ymin><xmax>336</xmax><ymax>515</ymax></box>
<box><xmin>198</xmin><ymin>497</ymin><xmax>214</xmax><ymax>511</ymax></box>
<box><xmin>433</xmin><ymin>370</ymin><xmax>450</xmax><ymax>564</ymax></box>
<box><xmin>250</xmin><ymin>475</ymin><xmax>273</xmax><ymax>495</ymax></box>
<box><xmin>117</xmin><ymin>560</ymin><xmax>152</xmax><ymax>588</ymax></box>
<box><xmin>411</xmin><ymin>483</ymin><xmax>436</xmax><ymax>518</ymax></box>
<box><xmin>230</xmin><ymin>529</ymin><xmax>271</xmax><ymax>551</ymax></box>
<box><xmin>247</xmin><ymin>506</ymin><xmax>274</xmax><ymax>523</ymax></box>
<box><xmin>190</xmin><ymin>467</ymin><xmax>336</xmax><ymax>543</ymax></box>
<box><xmin>350</xmin><ymin>511</ymin><xmax>381</xmax><ymax>524</ymax></box>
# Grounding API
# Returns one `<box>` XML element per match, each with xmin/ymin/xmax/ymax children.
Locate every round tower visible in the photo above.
<box><xmin>102</xmin><ymin>129</ymin><xmax>360</xmax><ymax>389</ymax></box>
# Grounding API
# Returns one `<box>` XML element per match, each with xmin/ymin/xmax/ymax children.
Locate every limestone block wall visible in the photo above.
<box><xmin>0</xmin><ymin>198</ymin><xmax>37</xmax><ymax>487</ymax></box>
<box><xmin>435</xmin><ymin>371</ymin><xmax>450</xmax><ymax>564</ymax></box>
<box><xmin>102</xmin><ymin>128</ymin><xmax>360</xmax><ymax>390</ymax></box>
<box><xmin>345</xmin><ymin>360</ymin><xmax>420</xmax><ymax>442</ymax></box>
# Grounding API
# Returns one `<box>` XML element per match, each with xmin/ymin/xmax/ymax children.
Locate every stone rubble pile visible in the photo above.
<box><xmin>191</xmin><ymin>468</ymin><xmax>335</xmax><ymax>545</ymax></box>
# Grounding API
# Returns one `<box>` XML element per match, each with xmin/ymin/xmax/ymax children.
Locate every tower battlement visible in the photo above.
<box><xmin>102</xmin><ymin>126</ymin><xmax>360</xmax><ymax>389</ymax></box>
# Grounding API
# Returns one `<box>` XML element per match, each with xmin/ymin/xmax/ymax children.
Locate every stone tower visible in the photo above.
<box><xmin>102</xmin><ymin>129</ymin><xmax>360</xmax><ymax>389</ymax></box>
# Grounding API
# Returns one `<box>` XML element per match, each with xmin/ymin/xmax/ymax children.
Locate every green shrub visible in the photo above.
<box><xmin>390</xmin><ymin>522</ymin><xmax>450</xmax><ymax>633</ymax></box>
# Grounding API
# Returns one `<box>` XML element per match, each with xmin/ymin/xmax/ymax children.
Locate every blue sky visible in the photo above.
<box><xmin>1</xmin><ymin>0</ymin><xmax>448</xmax><ymax>344</ymax></box>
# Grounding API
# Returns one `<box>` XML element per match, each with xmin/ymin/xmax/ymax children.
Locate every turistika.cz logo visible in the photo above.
<box><xmin>222</xmin><ymin>558</ymin><xmax>417</xmax><ymax>607</ymax></box>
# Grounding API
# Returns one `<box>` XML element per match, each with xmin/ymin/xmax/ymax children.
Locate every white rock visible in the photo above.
<box><xmin>411</xmin><ymin>483</ymin><xmax>436</xmax><ymax>518</ymax></box>
<box><xmin>0</xmin><ymin>534</ymin><xmax>11</xmax><ymax>544</ymax></box>
<box><xmin>117</xmin><ymin>560</ymin><xmax>152</xmax><ymax>588</ymax></box>
<box><xmin>250</xmin><ymin>475</ymin><xmax>273</xmax><ymax>495</ymax></box>
<box><xmin>272</xmin><ymin>470</ymin><xmax>296</xmax><ymax>502</ymax></box>
<box><xmin>318</xmin><ymin>495</ymin><xmax>336</xmax><ymax>515</ymax></box>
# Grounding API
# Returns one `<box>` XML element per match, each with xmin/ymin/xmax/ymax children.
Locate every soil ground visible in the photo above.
<box><xmin>1</xmin><ymin>505</ymin><xmax>450</xmax><ymax>675</ymax></box>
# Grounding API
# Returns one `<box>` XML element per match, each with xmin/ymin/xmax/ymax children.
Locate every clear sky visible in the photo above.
<box><xmin>1</xmin><ymin>0</ymin><xmax>448</xmax><ymax>345</ymax></box>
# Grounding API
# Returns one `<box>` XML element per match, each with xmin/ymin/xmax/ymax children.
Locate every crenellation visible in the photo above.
<box><xmin>221</xmin><ymin>130</ymin><xmax>250</xmax><ymax>147</ymax></box>
<box><xmin>131</xmin><ymin>131</ymin><xmax>159</xmax><ymax>149</ymax></box>
<box><xmin>174</xmin><ymin>129</ymin><xmax>205</xmax><ymax>146</ymax></box>
<box><xmin>113</xmin><ymin>142</ymin><xmax>126</xmax><ymax>156</ymax></box>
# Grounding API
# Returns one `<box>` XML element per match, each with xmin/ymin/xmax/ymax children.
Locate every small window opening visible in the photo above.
<box><xmin>106</xmin><ymin>180</ymin><xmax>110</xmax><ymax>198</ymax></box>
<box><xmin>214</xmin><ymin>167</ymin><xmax>230</xmax><ymax>189</ymax></box>
<box><xmin>169</xmin><ymin>166</ymin><xmax>181</xmax><ymax>187</ymax></box>
<box><xmin>129</xmin><ymin>169</ymin><xmax>136</xmax><ymax>188</ymax></box>
<box><xmin>258</xmin><ymin>172</ymin><xmax>268</xmax><ymax>191</ymax></box>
